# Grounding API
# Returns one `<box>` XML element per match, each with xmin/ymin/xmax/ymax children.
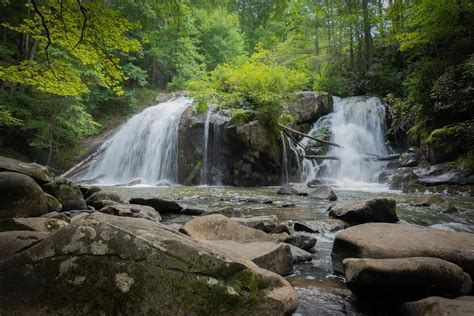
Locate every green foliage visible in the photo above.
<box><xmin>0</xmin><ymin>104</ymin><xmax>22</xmax><ymax>127</ymax></box>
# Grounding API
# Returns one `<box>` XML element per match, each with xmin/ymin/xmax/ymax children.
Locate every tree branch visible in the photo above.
<box><xmin>73</xmin><ymin>0</ymin><xmax>87</xmax><ymax>49</ymax></box>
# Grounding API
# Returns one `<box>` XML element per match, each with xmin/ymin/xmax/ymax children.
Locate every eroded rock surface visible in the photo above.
<box><xmin>328</xmin><ymin>198</ymin><xmax>398</xmax><ymax>225</ymax></box>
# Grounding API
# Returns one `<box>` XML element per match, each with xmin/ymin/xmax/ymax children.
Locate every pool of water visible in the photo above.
<box><xmin>100</xmin><ymin>185</ymin><xmax>474</xmax><ymax>315</ymax></box>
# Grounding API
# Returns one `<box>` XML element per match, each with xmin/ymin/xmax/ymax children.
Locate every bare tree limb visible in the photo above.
<box><xmin>73</xmin><ymin>0</ymin><xmax>87</xmax><ymax>49</ymax></box>
<box><xmin>31</xmin><ymin>0</ymin><xmax>51</xmax><ymax>63</ymax></box>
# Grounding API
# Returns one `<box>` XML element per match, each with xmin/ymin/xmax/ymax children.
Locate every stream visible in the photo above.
<box><xmin>100</xmin><ymin>184</ymin><xmax>474</xmax><ymax>315</ymax></box>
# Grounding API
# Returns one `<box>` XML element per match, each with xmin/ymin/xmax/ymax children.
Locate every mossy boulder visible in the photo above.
<box><xmin>0</xmin><ymin>172</ymin><xmax>59</xmax><ymax>220</ymax></box>
<box><xmin>43</xmin><ymin>178</ymin><xmax>87</xmax><ymax>211</ymax></box>
<box><xmin>0</xmin><ymin>212</ymin><xmax>298</xmax><ymax>315</ymax></box>
<box><xmin>0</xmin><ymin>156</ymin><xmax>50</xmax><ymax>184</ymax></box>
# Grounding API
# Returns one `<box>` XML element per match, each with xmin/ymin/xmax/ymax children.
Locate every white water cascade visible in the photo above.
<box><xmin>200</xmin><ymin>107</ymin><xmax>213</xmax><ymax>184</ymax></box>
<box><xmin>301</xmin><ymin>96</ymin><xmax>390</xmax><ymax>188</ymax></box>
<box><xmin>79</xmin><ymin>97</ymin><xmax>192</xmax><ymax>185</ymax></box>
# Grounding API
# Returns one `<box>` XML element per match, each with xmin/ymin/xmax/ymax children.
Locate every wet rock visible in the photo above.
<box><xmin>307</xmin><ymin>185</ymin><xmax>337</xmax><ymax>201</ymax></box>
<box><xmin>207</xmin><ymin>206</ymin><xmax>243</xmax><ymax>218</ymax></box>
<box><xmin>293</xmin><ymin>222</ymin><xmax>318</xmax><ymax>234</ymax></box>
<box><xmin>277</xmin><ymin>183</ymin><xmax>298</xmax><ymax>195</ymax></box>
<box><xmin>43</xmin><ymin>178</ymin><xmax>87</xmax><ymax>211</ymax></box>
<box><xmin>331</xmin><ymin>223</ymin><xmax>474</xmax><ymax>278</ymax></box>
<box><xmin>414</xmin><ymin>162</ymin><xmax>474</xmax><ymax>186</ymax></box>
<box><xmin>45</xmin><ymin>193</ymin><xmax>62</xmax><ymax>212</ymax></box>
<box><xmin>0</xmin><ymin>231</ymin><xmax>49</xmax><ymax>260</ymax></box>
<box><xmin>0</xmin><ymin>212</ymin><xmax>299</xmax><ymax>315</ymax></box>
<box><xmin>99</xmin><ymin>204</ymin><xmax>161</xmax><ymax>222</ymax></box>
<box><xmin>87</xmin><ymin>199</ymin><xmax>120</xmax><ymax>210</ymax></box>
<box><xmin>231</xmin><ymin>215</ymin><xmax>289</xmax><ymax>234</ymax></box>
<box><xmin>0</xmin><ymin>156</ymin><xmax>50</xmax><ymax>184</ymax></box>
<box><xmin>412</xmin><ymin>195</ymin><xmax>458</xmax><ymax>213</ymax></box>
<box><xmin>287</xmin><ymin>244</ymin><xmax>313</xmax><ymax>263</ymax></box>
<box><xmin>79</xmin><ymin>185</ymin><xmax>101</xmax><ymax>199</ymax></box>
<box><xmin>399</xmin><ymin>147</ymin><xmax>422</xmax><ymax>168</ymax></box>
<box><xmin>281</xmin><ymin>202</ymin><xmax>296</xmax><ymax>208</ymax></box>
<box><xmin>0</xmin><ymin>217</ymin><xmax>68</xmax><ymax>233</ymax></box>
<box><xmin>180</xmin><ymin>214</ymin><xmax>288</xmax><ymax>243</ymax></box>
<box><xmin>307</xmin><ymin>219</ymin><xmax>349</xmax><ymax>233</ymax></box>
<box><xmin>401</xmin><ymin>296</ymin><xmax>474</xmax><ymax>316</ymax></box>
<box><xmin>202</xmin><ymin>240</ymin><xmax>294</xmax><ymax>276</ymax></box>
<box><xmin>287</xmin><ymin>91</ymin><xmax>333</xmax><ymax>124</ymax></box>
<box><xmin>41</xmin><ymin>211</ymin><xmax>70</xmax><ymax>222</ymax></box>
<box><xmin>179</xmin><ymin>206</ymin><xmax>205</xmax><ymax>216</ymax></box>
<box><xmin>344</xmin><ymin>257</ymin><xmax>472</xmax><ymax>300</ymax></box>
<box><xmin>85</xmin><ymin>192</ymin><xmax>124</xmax><ymax>209</ymax></box>
<box><xmin>284</xmin><ymin>234</ymin><xmax>317</xmax><ymax>251</ymax></box>
<box><xmin>328</xmin><ymin>198</ymin><xmax>398</xmax><ymax>225</ymax></box>
<box><xmin>129</xmin><ymin>197</ymin><xmax>182</xmax><ymax>214</ymax></box>
<box><xmin>389</xmin><ymin>167</ymin><xmax>417</xmax><ymax>191</ymax></box>
<box><xmin>0</xmin><ymin>172</ymin><xmax>57</xmax><ymax>220</ymax></box>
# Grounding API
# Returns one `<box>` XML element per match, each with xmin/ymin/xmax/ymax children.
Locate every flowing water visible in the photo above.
<box><xmin>77</xmin><ymin>97</ymin><xmax>192</xmax><ymax>185</ymax></box>
<box><xmin>201</xmin><ymin>107</ymin><xmax>213</xmax><ymax>184</ymax></box>
<box><xmin>301</xmin><ymin>96</ymin><xmax>390</xmax><ymax>189</ymax></box>
<box><xmin>99</xmin><ymin>185</ymin><xmax>474</xmax><ymax>315</ymax></box>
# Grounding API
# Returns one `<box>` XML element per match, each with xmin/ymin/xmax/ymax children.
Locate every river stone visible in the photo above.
<box><xmin>401</xmin><ymin>296</ymin><xmax>474</xmax><ymax>316</ymax></box>
<box><xmin>129</xmin><ymin>197</ymin><xmax>183</xmax><ymax>214</ymax></box>
<box><xmin>328</xmin><ymin>198</ymin><xmax>398</xmax><ymax>225</ymax></box>
<box><xmin>0</xmin><ymin>212</ymin><xmax>298</xmax><ymax>315</ymax></box>
<box><xmin>0</xmin><ymin>156</ymin><xmax>50</xmax><ymax>184</ymax></box>
<box><xmin>307</xmin><ymin>219</ymin><xmax>349</xmax><ymax>233</ymax></box>
<box><xmin>207</xmin><ymin>206</ymin><xmax>243</xmax><ymax>218</ymax></box>
<box><xmin>85</xmin><ymin>192</ymin><xmax>124</xmax><ymax>209</ymax></box>
<box><xmin>284</xmin><ymin>234</ymin><xmax>316</xmax><ymax>251</ymax></box>
<box><xmin>202</xmin><ymin>240</ymin><xmax>294</xmax><ymax>276</ymax></box>
<box><xmin>293</xmin><ymin>222</ymin><xmax>318</xmax><ymax>234</ymax></box>
<box><xmin>99</xmin><ymin>204</ymin><xmax>161</xmax><ymax>222</ymax></box>
<box><xmin>231</xmin><ymin>215</ymin><xmax>289</xmax><ymax>234</ymax></box>
<box><xmin>41</xmin><ymin>211</ymin><xmax>70</xmax><ymax>222</ymax></box>
<box><xmin>277</xmin><ymin>184</ymin><xmax>298</xmax><ymax>195</ymax></box>
<box><xmin>307</xmin><ymin>185</ymin><xmax>338</xmax><ymax>201</ymax></box>
<box><xmin>287</xmin><ymin>244</ymin><xmax>313</xmax><ymax>263</ymax></box>
<box><xmin>180</xmin><ymin>214</ymin><xmax>289</xmax><ymax>243</ymax></box>
<box><xmin>87</xmin><ymin>199</ymin><xmax>120</xmax><ymax>210</ymax></box>
<box><xmin>0</xmin><ymin>217</ymin><xmax>68</xmax><ymax>233</ymax></box>
<box><xmin>43</xmin><ymin>178</ymin><xmax>87</xmax><ymax>211</ymax></box>
<box><xmin>331</xmin><ymin>223</ymin><xmax>474</xmax><ymax>278</ymax></box>
<box><xmin>0</xmin><ymin>231</ymin><xmax>49</xmax><ymax>261</ymax></box>
<box><xmin>79</xmin><ymin>185</ymin><xmax>101</xmax><ymax>199</ymax></box>
<box><xmin>0</xmin><ymin>172</ymin><xmax>56</xmax><ymax>220</ymax></box>
<box><xmin>44</xmin><ymin>193</ymin><xmax>62</xmax><ymax>212</ymax></box>
<box><xmin>343</xmin><ymin>257</ymin><xmax>472</xmax><ymax>300</ymax></box>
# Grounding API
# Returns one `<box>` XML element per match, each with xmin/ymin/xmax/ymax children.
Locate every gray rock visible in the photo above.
<box><xmin>207</xmin><ymin>206</ymin><xmax>243</xmax><ymax>218</ymax></box>
<box><xmin>344</xmin><ymin>257</ymin><xmax>472</xmax><ymax>300</ymax></box>
<box><xmin>0</xmin><ymin>217</ymin><xmax>68</xmax><ymax>233</ymax></box>
<box><xmin>284</xmin><ymin>234</ymin><xmax>316</xmax><ymax>251</ymax></box>
<box><xmin>99</xmin><ymin>204</ymin><xmax>161</xmax><ymax>222</ymax></box>
<box><xmin>41</xmin><ymin>211</ymin><xmax>70</xmax><ymax>222</ymax></box>
<box><xmin>78</xmin><ymin>185</ymin><xmax>101</xmax><ymax>199</ymax></box>
<box><xmin>0</xmin><ymin>212</ymin><xmax>298</xmax><ymax>315</ymax></box>
<box><xmin>0</xmin><ymin>156</ymin><xmax>50</xmax><ymax>184</ymax></box>
<box><xmin>401</xmin><ymin>296</ymin><xmax>474</xmax><ymax>316</ymax></box>
<box><xmin>306</xmin><ymin>219</ymin><xmax>349</xmax><ymax>233</ymax></box>
<box><xmin>43</xmin><ymin>178</ymin><xmax>87</xmax><ymax>211</ymax></box>
<box><xmin>231</xmin><ymin>215</ymin><xmax>289</xmax><ymax>234</ymax></box>
<box><xmin>0</xmin><ymin>172</ymin><xmax>57</xmax><ymax>220</ymax></box>
<box><xmin>414</xmin><ymin>162</ymin><xmax>474</xmax><ymax>186</ymax></box>
<box><xmin>328</xmin><ymin>198</ymin><xmax>398</xmax><ymax>225</ymax></box>
<box><xmin>180</xmin><ymin>214</ymin><xmax>288</xmax><ymax>243</ymax></box>
<box><xmin>0</xmin><ymin>231</ymin><xmax>49</xmax><ymax>260</ymax></box>
<box><xmin>287</xmin><ymin>91</ymin><xmax>333</xmax><ymax>124</ymax></box>
<box><xmin>399</xmin><ymin>147</ymin><xmax>421</xmax><ymax>168</ymax></box>
<box><xmin>277</xmin><ymin>184</ymin><xmax>298</xmax><ymax>195</ymax></box>
<box><xmin>129</xmin><ymin>197</ymin><xmax>182</xmax><ymax>214</ymax></box>
<box><xmin>202</xmin><ymin>240</ymin><xmax>294</xmax><ymax>276</ymax></box>
<box><xmin>44</xmin><ymin>193</ymin><xmax>62</xmax><ymax>212</ymax></box>
<box><xmin>307</xmin><ymin>185</ymin><xmax>337</xmax><ymax>201</ymax></box>
<box><xmin>87</xmin><ymin>199</ymin><xmax>120</xmax><ymax>210</ymax></box>
<box><xmin>85</xmin><ymin>192</ymin><xmax>124</xmax><ymax>209</ymax></box>
<box><xmin>293</xmin><ymin>222</ymin><xmax>318</xmax><ymax>234</ymax></box>
<box><xmin>287</xmin><ymin>244</ymin><xmax>313</xmax><ymax>263</ymax></box>
<box><xmin>331</xmin><ymin>223</ymin><xmax>474</xmax><ymax>278</ymax></box>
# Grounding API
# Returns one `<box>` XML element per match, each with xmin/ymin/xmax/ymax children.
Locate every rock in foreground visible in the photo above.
<box><xmin>43</xmin><ymin>178</ymin><xmax>87</xmax><ymax>211</ymax></box>
<box><xmin>401</xmin><ymin>296</ymin><xmax>474</xmax><ymax>316</ymax></box>
<box><xmin>328</xmin><ymin>198</ymin><xmax>398</xmax><ymax>225</ymax></box>
<box><xmin>0</xmin><ymin>212</ymin><xmax>298</xmax><ymax>315</ymax></box>
<box><xmin>331</xmin><ymin>223</ymin><xmax>474</xmax><ymax>278</ymax></box>
<box><xmin>0</xmin><ymin>156</ymin><xmax>50</xmax><ymax>184</ymax></box>
<box><xmin>344</xmin><ymin>257</ymin><xmax>472</xmax><ymax>300</ymax></box>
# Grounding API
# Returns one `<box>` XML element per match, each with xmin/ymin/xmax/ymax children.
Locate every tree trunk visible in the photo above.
<box><xmin>362</xmin><ymin>0</ymin><xmax>373</xmax><ymax>71</ymax></box>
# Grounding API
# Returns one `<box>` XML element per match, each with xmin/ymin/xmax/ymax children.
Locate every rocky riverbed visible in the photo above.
<box><xmin>1</xmin><ymin>156</ymin><xmax>474</xmax><ymax>315</ymax></box>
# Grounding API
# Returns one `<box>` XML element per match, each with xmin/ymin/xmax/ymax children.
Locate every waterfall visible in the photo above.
<box><xmin>78</xmin><ymin>97</ymin><xmax>192</xmax><ymax>185</ymax></box>
<box><xmin>281</xmin><ymin>132</ymin><xmax>289</xmax><ymax>184</ymax></box>
<box><xmin>201</xmin><ymin>107</ymin><xmax>213</xmax><ymax>184</ymax></box>
<box><xmin>302</xmin><ymin>96</ymin><xmax>390</xmax><ymax>187</ymax></box>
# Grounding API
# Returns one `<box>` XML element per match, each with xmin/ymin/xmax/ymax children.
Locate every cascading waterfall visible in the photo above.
<box><xmin>301</xmin><ymin>96</ymin><xmax>390</xmax><ymax>187</ymax></box>
<box><xmin>200</xmin><ymin>107</ymin><xmax>213</xmax><ymax>185</ymax></box>
<box><xmin>78</xmin><ymin>97</ymin><xmax>192</xmax><ymax>185</ymax></box>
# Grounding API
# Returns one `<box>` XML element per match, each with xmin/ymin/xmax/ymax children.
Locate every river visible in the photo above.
<box><xmin>99</xmin><ymin>184</ymin><xmax>474</xmax><ymax>315</ymax></box>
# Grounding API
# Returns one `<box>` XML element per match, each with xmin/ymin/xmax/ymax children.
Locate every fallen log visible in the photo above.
<box><xmin>304</xmin><ymin>154</ymin><xmax>400</xmax><ymax>161</ymax></box>
<box><xmin>279</xmin><ymin>124</ymin><xmax>342</xmax><ymax>148</ymax></box>
<box><xmin>61</xmin><ymin>147</ymin><xmax>105</xmax><ymax>178</ymax></box>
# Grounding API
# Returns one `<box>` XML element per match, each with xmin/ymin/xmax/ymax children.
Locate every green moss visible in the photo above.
<box><xmin>423</xmin><ymin>122</ymin><xmax>473</xmax><ymax>163</ymax></box>
<box><xmin>229</xmin><ymin>109</ymin><xmax>256</xmax><ymax>126</ymax></box>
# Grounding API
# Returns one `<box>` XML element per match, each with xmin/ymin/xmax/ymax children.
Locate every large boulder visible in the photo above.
<box><xmin>202</xmin><ymin>240</ymin><xmax>294</xmax><ymax>276</ymax></box>
<box><xmin>99</xmin><ymin>204</ymin><xmax>161</xmax><ymax>222</ymax></box>
<box><xmin>43</xmin><ymin>178</ymin><xmax>87</xmax><ymax>211</ymax></box>
<box><xmin>281</xmin><ymin>183</ymin><xmax>337</xmax><ymax>201</ymax></box>
<box><xmin>401</xmin><ymin>296</ymin><xmax>474</xmax><ymax>316</ymax></box>
<box><xmin>180</xmin><ymin>214</ymin><xmax>288</xmax><ymax>243</ymax></box>
<box><xmin>328</xmin><ymin>198</ymin><xmax>398</xmax><ymax>225</ymax></box>
<box><xmin>231</xmin><ymin>215</ymin><xmax>289</xmax><ymax>234</ymax></box>
<box><xmin>284</xmin><ymin>234</ymin><xmax>316</xmax><ymax>251</ymax></box>
<box><xmin>287</xmin><ymin>91</ymin><xmax>333</xmax><ymax>125</ymax></box>
<box><xmin>343</xmin><ymin>257</ymin><xmax>472</xmax><ymax>300</ymax></box>
<box><xmin>0</xmin><ymin>212</ymin><xmax>298</xmax><ymax>315</ymax></box>
<box><xmin>398</xmin><ymin>147</ymin><xmax>422</xmax><ymax>168</ymax></box>
<box><xmin>0</xmin><ymin>231</ymin><xmax>49</xmax><ymax>260</ymax></box>
<box><xmin>0</xmin><ymin>172</ymin><xmax>58</xmax><ymax>220</ymax></box>
<box><xmin>331</xmin><ymin>223</ymin><xmax>474</xmax><ymax>278</ymax></box>
<box><xmin>0</xmin><ymin>217</ymin><xmax>68</xmax><ymax>233</ymax></box>
<box><xmin>413</xmin><ymin>162</ymin><xmax>474</xmax><ymax>186</ymax></box>
<box><xmin>85</xmin><ymin>191</ymin><xmax>124</xmax><ymax>209</ymax></box>
<box><xmin>0</xmin><ymin>156</ymin><xmax>50</xmax><ymax>184</ymax></box>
